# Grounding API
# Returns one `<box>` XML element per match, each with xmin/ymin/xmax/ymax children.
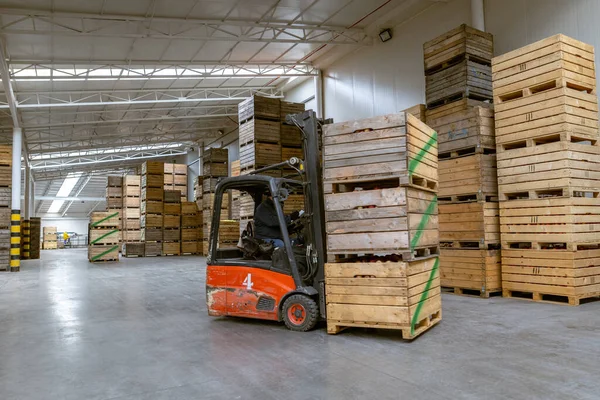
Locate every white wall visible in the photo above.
<box><xmin>285</xmin><ymin>78</ymin><xmax>317</xmax><ymax>112</ymax></box>
<box><xmin>41</xmin><ymin>218</ymin><xmax>89</xmax><ymax>235</ymax></box>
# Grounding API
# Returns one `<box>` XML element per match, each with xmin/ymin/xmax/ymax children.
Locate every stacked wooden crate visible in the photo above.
<box><xmin>122</xmin><ymin>175</ymin><xmax>141</xmax><ymax>242</ymax></box>
<box><xmin>0</xmin><ymin>187</ymin><xmax>10</xmax><ymax>267</ymax></box>
<box><xmin>105</xmin><ymin>176</ymin><xmax>123</xmax><ymax>246</ymax></box>
<box><xmin>163</xmin><ymin>190</ymin><xmax>181</xmax><ymax>256</ymax></box>
<box><xmin>206</xmin><ymin>220</ymin><xmax>241</xmax><ymax>255</ymax></box>
<box><xmin>20</xmin><ymin>219</ymin><xmax>30</xmax><ymax>260</ymax></box>
<box><xmin>0</xmin><ymin>145</ymin><xmax>11</xmax><ymax>187</ymax></box>
<box><xmin>322</xmin><ymin>112</ymin><xmax>441</xmax><ymax>340</ymax></box>
<box><xmin>29</xmin><ymin>217</ymin><xmax>41</xmax><ymax>259</ymax></box>
<box><xmin>88</xmin><ymin>211</ymin><xmax>120</xmax><ymax>262</ymax></box>
<box><xmin>181</xmin><ymin>202</ymin><xmax>201</xmax><ymax>255</ymax></box>
<box><xmin>230</xmin><ymin>160</ymin><xmax>241</xmax><ymax>221</ymax></box>
<box><xmin>492</xmin><ymin>34</ymin><xmax>600</xmax><ymax>305</ymax></box>
<box><xmin>424</xmin><ymin>25</ymin><xmax>501</xmax><ymax>298</ymax></box>
<box><xmin>164</xmin><ymin>163</ymin><xmax>188</xmax><ymax>202</ymax></box>
<box><xmin>281</xmin><ymin>101</ymin><xmax>305</xmax><ymax>176</ymax></box>
<box><xmin>424</xmin><ymin>24</ymin><xmax>494</xmax><ymax>109</ymax></box>
<box><xmin>43</xmin><ymin>226</ymin><xmax>57</xmax><ymax>249</ymax></box>
<box><xmin>141</xmin><ymin>161</ymin><xmax>164</xmax><ymax>257</ymax></box>
<box><xmin>201</xmin><ymin>148</ymin><xmax>229</xmax><ymax>256</ymax></box>
<box><xmin>404</xmin><ymin>104</ymin><xmax>427</xmax><ymax>123</ymax></box>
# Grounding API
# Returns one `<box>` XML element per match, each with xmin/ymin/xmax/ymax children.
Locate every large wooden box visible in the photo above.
<box><xmin>163</xmin><ymin>242</ymin><xmax>181</xmax><ymax>255</ymax></box>
<box><xmin>123</xmin><ymin>197</ymin><xmax>140</xmax><ymax>208</ymax></box>
<box><xmin>123</xmin><ymin>175</ymin><xmax>140</xmax><ymax>187</ymax></box>
<box><xmin>163</xmin><ymin>229</ymin><xmax>180</xmax><ymax>242</ymax></box>
<box><xmin>122</xmin><ymin>242</ymin><xmax>144</xmax><ymax>257</ymax></box>
<box><xmin>239</xmin><ymin>117</ymin><xmax>281</xmax><ymax>146</ymax></box>
<box><xmin>325</xmin><ymin>257</ymin><xmax>442</xmax><ymax>339</ymax></box>
<box><xmin>123</xmin><ymin>229</ymin><xmax>141</xmax><ymax>242</ymax></box>
<box><xmin>181</xmin><ymin>241</ymin><xmax>199</xmax><ymax>254</ymax></box>
<box><xmin>202</xmin><ymin>193</ymin><xmax>229</xmax><ymax>211</ymax></box>
<box><xmin>89</xmin><ymin>228</ymin><xmax>120</xmax><ymax>245</ymax></box>
<box><xmin>141</xmin><ymin>161</ymin><xmax>164</xmax><ymax>175</ymax></box>
<box><xmin>88</xmin><ymin>245</ymin><xmax>119</xmax><ymax>262</ymax></box>
<box><xmin>439</xmin><ymin>202</ymin><xmax>500</xmax><ymax>247</ymax></box>
<box><xmin>123</xmin><ymin>186</ymin><xmax>141</xmax><ymax>198</ymax></box>
<box><xmin>181</xmin><ymin>202</ymin><xmax>198</xmax><ymax>215</ymax></box>
<box><xmin>203</xmin><ymin>148</ymin><xmax>228</xmax><ymax>163</ymax></box>
<box><xmin>141</xmin><ymin>213</ymin><xmax>163</xmax><ymax>228</ymax></box>
<box><xmin>141</xmin><ymin>201</ymin><xmax>163</xmax><ymax>214</ymax></box>
<box><xmin>141</xmin><ymin>187</ymin><xmax>163</xmax><ymax>202</ymax></box>
<box><xmin>164</xmin><ymin>190</ymin><xmax>181</xmax><ymax>204</ymax></box>
<box><xmin>144</xmin><ymin>241</ymin><xmax>162</xmax><ymax>256</ymax></box>
<box><xmin>141</xmin><ymin>228</ymin><xmax>162</xmax><ymax>242</ymax></box>
<box><xmin>164</xmin><ymin>203</ymin><xmax>181</xmax><ymax>215</ymax></box>
<box><xmin>141</xmin><ymin>174</ymin><xmax>164</xmax><ymax>188</ymax></box>
<box><xmin>440</xmin><ymin>249</ymin><xmax>501</xmax><ymax>295</ymax></box>
<box><xmin>90</xmin><ymin>211</ymin><xmax>120</xmax><ymax>228</ymax></box>
<box><xmin>107</xmin><ymin>176</ymin><xmax>123</xmax><ymax>187</ymax></box>
<box><xmin>163</xmin><ymin>215</ymin><xmax>181</xmax><ymax>228</ymax></box>
<box><xmin>439</xmin><ymin>154</ymin><xmax>498</xmax><ymax>201</ymax></box>
<box><xmin>123</xmin><ymin>218</ymin><xmax>141</xmax><ymax>230</ymax></box>
<box><xmin>238</xmin><ymin>95</ymin><xmax>280</xmax><ymax>122</ymax></box>
<box><xmin>182</xmin><ymin>228</ymin><xmax>200</xmax><ymax>241</ymax></box>
<box><xmin>203</xmin><ymin>162</ymin><xmax>228</xmax><ymax>177</ymax></box>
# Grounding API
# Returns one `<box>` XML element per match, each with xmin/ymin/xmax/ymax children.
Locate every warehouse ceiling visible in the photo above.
<box><xmin>0</xmin><ymin>0</ymin><xmax>436</xmax><ymax>216</ymax></box>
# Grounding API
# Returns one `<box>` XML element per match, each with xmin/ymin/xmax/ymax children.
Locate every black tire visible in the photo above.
<box><xmin>281</xmin><ymin>294</ymin><xmax>319</xmax><ymax>332</ymax></box>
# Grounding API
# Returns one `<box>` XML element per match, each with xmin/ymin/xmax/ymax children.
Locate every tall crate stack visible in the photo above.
<box><xmin>0</xmin><ymin>187</ymin><xmax>10</xmax><ymax>268</ymax></box>
<box><xmin>322</xmin><ymin>112</ymin><xmax>442</xmax><ymax>339</ymax></box>
<box><xmin>29</xmin><ymin>217</ymin><xmax>41</xmax><ymax>259</ymax></box>
<box><xmin>42</xmin><ymin>226</ymin><xmax>57</xmax><ymax>249</ymax></box>
<box><xmin>230</xmin><ymin>160</ymin><xmax>241</xmax><ymax>221</ymax></box>
<box><xmin>280</xmin><ymin>101</ymin><xmax>306</xmax><ymax>211</ymax></box>
<box><xmin>492</xmin><ymin>34</ymin><xmax>600</xmax><ymax>305</ymax></box>
<box><xmin>181</xmin><ymin>202</ymin><xmax>201</xmax><ymax>255</ymax></box>
<box><xmin>164</xmin><ymin>163</ymin><xmax>188</xmax><ymax>202</ymax></box>
<box><xmin>122</xmin><ymin>175</ymin><xmax>141</xmax><ymax>242</ymax></box>
<box><xmin>141</xmin><ymin>161</ymin><xmax>164</xmax><ymax>257</ymax></box>
<box><xmin>105</xmin><ymin>176</ymin><xmax>123</xmax><ymax>247</ymax></box>
<box><xmin>88</xmin><ymin>211</ymin><xmax>120</xmax><ymax>262</ymax></box>
<box><xmin>163</xmin><ymin>190</ymin><xmax>181</xmax><ymax>256</ymax></box>
<box><xmin>20</xmin><ymin>219</ymin><xmax>30</xmax><ymax>260</ymax></box>
<box><xmin>201</xmin><ymin>148</ymin><xmax>229</xmax><ymax>256</ymax></box>
<box><xmin>238</xmin><ymin>95</ymin><xmax>281</xmax><ymax>235</ymax></box>
<box><xmin>424</xmin><ymin>25</ymin><xmax>501</xmax><ymax>298</ymax></box>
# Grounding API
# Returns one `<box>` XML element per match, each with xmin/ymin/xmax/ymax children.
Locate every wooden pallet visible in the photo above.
<box><xmin>440</xmin><ymin>248</ymin><xmax>501</xmax><ymax>295</ymax></box>
<box><xmin>442</xmin><ymin>286</ymin><xmax>502</xmax><ymax>298</ymax></box>
<box><xmin>502</xmin><ymin>248</ymin><xmax>600</xmax><ymax>305</ymax></box>
<box><xmin>499</xmin><ymin>197</ymin><xmax>600</xmax><ymax>249</ymax></box>
<box><xmin>439</xmin><ymin>153</ymin><xmax>497</xmax><ymax>200</ymax></box>
<box><xmin>492</xmin><ymin>34</ymin><xmax>596</xmax><ymax>103</ymax></box>
<box><xmin>426</xmin><ymin>106</ymin><xmax>495</xmax><ymax>156</ymax></box>
<box><xmin>322</xmin><ymin>113</ymin><xmax>437</xmax><ymax>192</ymax></box>
<box><xmin>424</xmin><ymin>24</ymin><xmax>493</xmax><ymax>74</ymax></box>
<box><xmin>439</xmin><ymin>201</ymin><xmax>499</xmax><ymax>248</ymax></box>
<box><xmin>426</xmin><ymin>59</ymin><xmax>493</xmax><ymax>107</ymax></box>
<box><xmin>325</xmin><ymin>257</ymin><xmax>442</xmax><ymax>340</ymax></box>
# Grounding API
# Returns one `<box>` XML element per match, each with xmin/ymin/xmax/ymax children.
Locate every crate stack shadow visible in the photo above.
<box><xmin>141</xmin><ymin>161</ymin><xmax>164</xmax><ymax>257</ymax></box>
<box><xmin>424</xmin><ymin>24</ymin><xmax>501</xmax><ymax>298</ymax></box>
<box><xmin>122</xmin><ymin>175</ymin><xmax>144</xmax><ymax>257</ymax></box>
<box><xmin>492</xmin><ymin>34</ymin><xmax>600</xmax><ymax>305</ymax></box>
<box><xmin>88</xmin><ymin>211</ymin><xmax>120</xmax><ymax>262</ymax></box>
<box><xmin>322</xmin><ymin>111</ymin><xmax>441</xmax><ymax>339</ymax></box>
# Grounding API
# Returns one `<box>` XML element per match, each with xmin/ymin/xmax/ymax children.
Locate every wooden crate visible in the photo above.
<box><xmin>0</xmin><ymin>187</ymin><xmax>11</xmax><ymax>207</ymax></box>
<box><xmin>173</xmin><ymin>185</ymin><xmax>187</xmax><ymax>199</ymax></box>
<box><xmin>164</xmin><ymin>174</ymin><xmax>174</xmax><ymax>185</ymax></box>
<box><xmin>141</xmin><ymin>201</ymin><xmax>163</xmax><ymax>214</ymax></box>
<box><xmin>238</xmin><ymin>95</ymin><xmax>281</xmax><ymax>122</ymax></box>
<box><xmin>499</xmin><ymin>197</ymin><xmax>600</xmax><ymax>250</ymax></box>
<box><xmin>217</xmin><ymin>220</ymin><xmax>240</xmax><ymax>242</ymax></box>
<box><xmin>163</xmin><ymin>229</ymin><xmax>180</xmax><ymax>242</ymax></box>
<box><xmin>440</xmin><ymin>249</ymin><xmax>501</xmax><ymax>296</ymax></box>
<box><xmin>174</xmin><ymin>175</ymin><xmax>187</xmax><ymax>185</ymax></box>
<box><xmin>106</xmin><ymin>197</ymin><xmax>122</xmax><ymax>208</ymax></box>
<box><xmin>0</xmin><ymin>208</ymin><xmax>9</xmax><ymax>228</ymax></box>
<box><xmin>144</xmin><ymin>241</ymin><xmax>162</xmax><ymax>257</ymax></box>
<box><xmin>203</xmin><ymin>162</ymin><xmax>228</xmax><ymax>177</ymax></box>
<box><xmin>502</xmin><ymin>248</ymin><xmax>600</xmax><ymax>305</ymax></box>
<box><xmin>141</xmin><ymin>228</ymin><xmax>163</xmax><ymax>242</ymax></box>
<box><xmin>239</xmin><ymin>118</ymin><xmax>281</xmax><ymax>146</ymax></box>
<box><xmin>231</xmin><ymin>160</ymin><xmax>241</xmax><ymax>177</ymax></box>
<box><xmin>141</xmin><ymin>213</ymin><xmax>163</xmax><ymax>228</ymax></box>
<box><xmin>282</xmin><ymin>146</ymin><xmax>303</xmax><ymax>161</ymax></box>
<box><xmin>164</xmin><ymin>163</ymin><xmax>174</xmax><ymax>174</ymax></box>
<box><xmin>427</xmin><ymin>106</ymin><xmax>495</xmax><ymax>156</ymax></box>
<box><xmin>182</xmin><ymin>228</ymin><xmax>200</xmax><ymax>241</ymax></box>
<box><xmin>181</xmin><ymin>241</ymin><xmax>199</xmax><ymax>254</ymax></box>
<box><xmin>173</xmin><ymin>164</ymin><xmax>187</xmax><ymax>175</ymax></box>
<box><xmin>89</xmin><ymin>228</ymin><xmax>120</xmax><ymax>245</ymax></box>
<box><xmin>123</xmin><ymin>175</ymin><xmax>141</xmax><ymax>187</ymax></box>
<box><xmin>324</xmin><ymin>186</ymin><xmax>438</xmax><ymax>258</ymax></box>
<box><xmin>322</xmin><ymin>112</ymin><xmax>438</xmax><ymax>191</ymax></box>
<box><xmin>123</xmin><ymin>197</ymin><xmax>140</xmax><ymax>208</ymax></box>
<box><xmin>141</xmin><ymin>174</ymin><xmax>164</xmax><ymax>188</ymax></box>
<box><xmin>106</xmin><ymin>186</ymin><xmax>122</xmax><ymax>198</ymax></box>
<box><xmin>425</xmin><ymin>98</ymin><xmax>492</xmax><ymax>121</ymax></box>
<box><xmin>164</xmin><ymin>190</ymin><xmax>181</xmax><ymax>203</ymax></box>
<box><xmin>439</xmin><ymin>202</ymin><xmax>500</xmax><ymax>248</ymax></box>
<box><xmin>203</xmin><ymin>148</ymin><xmax>228</xmax><ymax>163</ymax></box>
<box><xmin>325</xmin><ymin>257</ymin><xmax>442</xmax><ymax>339</ymax></box>
<box><xmin>43</xmin><ymin>241</ymin><xmax>58</xmax><ymax>250</ymax></box>
<box><xmin>90</xmin><ymin>211</ymin><xmax>120</xmax><ymax>228</ymax></box>
<box><xmin>202</xmin><ymin>192</ymin><xmax>230</xmax><ymax>211</ymax></box>
<box><xmin>281</xmin><ymin>124</ymin><xmax>303</xmax><ymax>148</ymax></box>
<box><xmin>231</xmin><ymin>197</ymin><xmax>240</xmax><ymax>220</ymax></box>
<box><xmin>424</xmin><ymin>24</ymin><xmax>493</xmax><ymax>73</ymax></box>
<box><xmin>141</xmin><ymin>187</ymin><xmax>163</xmax><ymax>201</ymax></box>
<box><xmin>181</xmin><ymin>214</ymin><xmax>199</xmax><ymax>228</ymax></box>
<box><xmin>281</xmin><ymin>101</ymin><xmax>305</xmax><ymax>120</ymax></box>
<box><xmin>123</xmin><ymin>229</ymin><xmax>141</xmax><ymax>242</ymax></box>
<box><xmin>141</xmin><ymin>161</ymin><xmax>164</xmax><ymax>175</ymax></box>
<box><xmin>239</xmin><ymin>194</ymin><xmax>255</xmax><ymax>219</ymax></box>
<box><xmin>403</xmin><ymin>104</ymin><xmax>427</xmax><ymax>123</ymax></box>
<box><xmin>123</xmin><ymin>218</ymin><xmax>140</xmax><ymax>230</ymax></box>
<box><xmin>496</xmin><ymin>142</ymin><xmax>600</xmax><ymax>200</ymax></box>
<box><xmin>240</xmin><ymin>141</ymin><xmax>282</xmax><ymax>170</ymax></box>
<box><xmin>0</xmin><ymin>145</ymin><xmax>12</xmax><ymax>167</ymax></box>
<box><xmin>202</xmin><ymin>177</ymin><xmax>219</xmax><ymax>193</ymax></box>
<box><xmin>492</xmin><ymin>34</ymin><xmax>596</xmax><ymax>104</ymax></box>
<box><xmin>181</xmin><ymin>202</ymin><xmax>198</xmax><ymax>215</ymax></box>
<box><xmin>426</xmin><ymin>59</ymin><xmax>493</xmax><ymax>108</ymax></box>
<box><xmin>88</xmin><ymin>245</ymin><xmax>119</xmax><ymax>262</ymax></box>
<box><xmin>439</xmin><ymin>154</ymin><xmax>498</xmax><ymax>201</ymax></box>
<box><xmin>163</xmin><ymin>215</ymin><xmax>181</xmax><ymax>229</ymax></box>
<box><xmin>123</xmin><ymin>242</ymin><xmax>144</xmax><ymax>257</ymax></box>
<box><xmin>493</xmin><ymin>88</ymin><xmax>599</xmax><ymax>148</ymax></box>
<box><xmin>164</xmin><ymin>203</ymin><xmax>181</xmax><ymax>215</ymax></box>
<box><xmin>107</xmin><ymin>176</ymin><xmax>123</xmax><ymax>187</ymax></box>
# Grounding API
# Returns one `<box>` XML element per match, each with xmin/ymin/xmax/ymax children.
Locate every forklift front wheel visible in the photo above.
<box><xmin>282</xmin><ymin>294</ymin><xmax>318</xmax><ymax>332</ymax></box>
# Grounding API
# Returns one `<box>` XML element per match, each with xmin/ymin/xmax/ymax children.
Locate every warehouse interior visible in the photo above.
<box><xmin>1</xmin><ymin>0</ymin><xmax>600</xmax><ymax>399</ymax></box>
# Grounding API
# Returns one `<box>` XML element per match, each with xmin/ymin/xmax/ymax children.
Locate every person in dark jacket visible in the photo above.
<box><xmin>254</xmin><ymin>196</ymin><xmax>299</xmax><ymax>248</ymax></box>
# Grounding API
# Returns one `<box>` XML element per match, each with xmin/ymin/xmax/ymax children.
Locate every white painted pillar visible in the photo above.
<box><xmin>10</xmin><ymin>127</ymin><xmax>22</xmax><ymax>271</ymax></box>
<box><xmin>471</xmin><ymin>0</ymin><xmax>485</xmax><ymax>31</ymax></box>
<box><xmin>24</xmin><ymin>166</ymin><xmax>30</xmax><ymax>219</ymax></box>
<box><xmin>314</xmin><ymin>69</ymin><xmax>324</xmax><ymax>119</ymax></box>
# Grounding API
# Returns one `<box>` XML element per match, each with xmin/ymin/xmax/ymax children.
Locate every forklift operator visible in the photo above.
<box><xmin>254</xmin><ymin>195</ymin><xmax>300</xmax><ymax>248</ymax></box>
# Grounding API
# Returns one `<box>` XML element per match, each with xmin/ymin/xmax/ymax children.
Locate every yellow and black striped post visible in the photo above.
<box><xmin>21</xmin><ymin>219</ymin><xmax>30</xmax><ymax>260</ymax></box>
<box><xmin>10</xmin><ymin>210</ymin><xmax>20</xmax><ymax>272</ymax></box>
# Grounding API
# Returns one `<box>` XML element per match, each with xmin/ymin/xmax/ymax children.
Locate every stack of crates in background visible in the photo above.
<box><xmin>105</xmin><ymin>176</ymin><xmax>123</xmax><ymax>247</ymax></box>
<box><xmin>230</xmin><ymin>160</ymin><xmax>241</xmax><ymax>221</ymax></box>
<box><xmin>163</xmin><ymin>190</ymin><xmax>181</xmax><ymax>256</ymax></box>
<box><xmin>141</xmin><ymin>161</ymin><xmax>164</xmax><ymax>257</ymax></box>
<box><xmin>0</xmin><ymin>145</ymin><xmax>11</xmax><ymax>187</ymax></box>
<box><xmin>404</xmin><ymin>104</ymin><xmax>427</xmax><ymax>122</ymax></box>
<box><xmin>0</xmin><ymin>187</ymin><xmax>10</xmax><ymax>268</ymax></box>
<box><xmin>20</xmin><ymin>219</ymin><xmax>30</xmax><ymax>260</ymax></box>
<box><xmin>492</xmin><ymin>34</ymin><xmax>600</xmax><ymax>305</ymax></box>
<box><xmin>164</xmin><ymin>163</ymin><xmax>188</xmax><ymax>202</ymax></box>
<box><xmin>322</xmin><ymin>111</ymin><xmax>442</xmax><ymax>339</ymax></box>
<box><xmin>43</xmin><ymin>226</ymin><xmax>57</xmax><ymax>249</ymax></box>
<box><xmin>122</xmin><ymin>175</ymin><xmax>141</xmax><ymax>242</ymax></box>
<box><xmin>88</xmin><ymin>211</ymin><xmax>120</xmax><ymax>262</ymax></box>
<box><xmin>201</xmin><ymin>148</ymin><xmax>229</xmax><ymax>255</ymax></box>
<box><xmin>181</xmin><ymin>202</ymin><xmax>201</xmax><ymax>255</ymax></box>
<box><xmin>424</xmin><ymin>25</ymin><xmax>501</xmax><ymax>298</ymax></box>
<box><xmin>209</xmin><ymin>220</ymin><xmax>241</xmax><ymax>255</ymax></box>
<box><xmin>281</xmin><ymin>101</ymin><xmax>305</xmax><ymax>175</ymax></box>
<box><xmin>29</xmin><ymin>217</ymin><xmax>41</xmax><ymax>259</ymax></box>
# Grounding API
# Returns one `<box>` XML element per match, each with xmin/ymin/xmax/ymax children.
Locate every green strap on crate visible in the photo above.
<box><xmin>410</xmin><ymin>195</ymin><xmax>437</xmax><ymax>250</ymax></box>
<box><xmin>408</xmin><ymin>131</ymin><xmax>437</xmax><ymax>176</ymax></box>
<box><xmin>410</xmin><ymin>257</ymin><xmax>439</xmax><ymax>335</ymax></box>
<box><xmin>91</xmin><ymin>212</ymin><xmax>119</xmax><ymax>227</ymax></box>
<box><xmin>90</xmin><ymin>229</ymin><xmax>119</xmax><ymax>245</ymax></box>
<box><xmin>91</xmin><ymin>245</ymin><xmax>119</xmax><ymax>261</ymax></box>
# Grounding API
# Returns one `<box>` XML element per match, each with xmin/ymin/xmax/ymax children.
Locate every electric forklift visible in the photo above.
<box><xmin>205</xmin><ymin>110</ymin><xmax>327</xmax><ymax>331</ymax></box>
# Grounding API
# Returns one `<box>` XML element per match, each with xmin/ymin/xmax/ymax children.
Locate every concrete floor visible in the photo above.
<box><xmin>0</xmin><ymin>249</ymin><xmax>599</xmax><ymax>400</ymax></box>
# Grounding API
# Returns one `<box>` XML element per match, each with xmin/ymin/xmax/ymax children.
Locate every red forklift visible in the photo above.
<box><xmin>205</xmin><ymin>110</ymin><xmax>327</xmax><ymax>331</ymax></box>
